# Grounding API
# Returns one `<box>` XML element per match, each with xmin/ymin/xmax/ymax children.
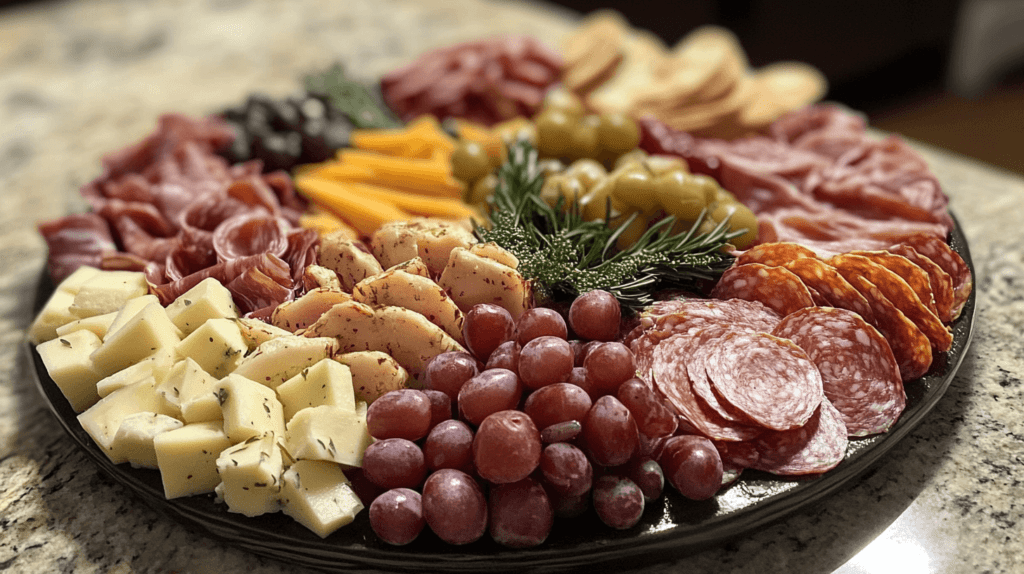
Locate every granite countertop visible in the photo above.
<box><xmin>1</xmin><ymin>1</ymin><xmax>1021</xmax><ymax>573</ymax></box>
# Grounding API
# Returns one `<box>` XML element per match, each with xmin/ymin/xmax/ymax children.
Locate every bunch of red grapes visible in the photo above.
<box><xmin>360</xmin><ymin>290</ymin><xmax>724</xmax><ymax>548</ymax></box>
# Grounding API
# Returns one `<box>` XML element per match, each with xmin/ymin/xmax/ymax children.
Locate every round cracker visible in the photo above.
<box><xmin>739</xmin><ymin>61</ymin><xmax>828</xmax><ymax>127</ymax></box>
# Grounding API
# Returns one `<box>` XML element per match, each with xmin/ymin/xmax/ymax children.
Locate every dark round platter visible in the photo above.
<box><xmin>26</xmin><ymin>217</ymin><xmax>976</xmax><ymax>573</ymax></box>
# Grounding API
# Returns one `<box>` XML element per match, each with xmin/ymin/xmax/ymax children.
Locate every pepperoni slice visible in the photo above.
<box><xmin>710</xmin><ymin>263</ymin><xmax>815</xmax><ymax>317</ymax></box>
<box><xmin>736</xmin><ymin>242</ymin><xmax>817</xmax><ymax>267</ymax></box>
<box><xmin>849</xmin><ymin>250</ymin><xmax>938</xmax><ymax>317</ymax></box>
<box><xmin>651</xmin><ymin>335</ymin><xmax>762</xmax><ymax>442</ymax></box>
<box><xmin>845</xmin><ymin>274</ymin><xmax>932</xmax><ymax>381</ymax></box>
<box><xmin>750</xmin><ymin>398</ymin><xmax>848</xmax><ymax>476</ymax></box>
<box><xmin>773</xmin><ymin>307</ymin><xmax>905</xmax><ymax>436</ymax></box>
<box><xmin>830</xmin><ymin>254</ymin><xmax>951</xmax><ymax>352</ymax></box>
<box><xmin>704</xmin><ymin>331</ymin><xmax>823</xmax><ymax>431</ymax></box>
<box><xmin>888</xmin><ymin>244</ymin><xmax>954</xmax><ymax>323</ymax></box>
<box><xmin>896</xmin><ymin>233</ymin><xmax>972</xmax><ymax>320</ymax></box>
<box><xmin>783</xmin><ymin>257</ymin><xmax>874</xmax><ymax>323</ymax></box>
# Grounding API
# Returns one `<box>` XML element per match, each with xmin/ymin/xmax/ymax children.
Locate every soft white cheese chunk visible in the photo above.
<box><xmin>109</xmin><ymin>412</ymin><xmax>184</xmax><ymax>469</ymax></box>
<box><xmin>174</xmin><ymin>317</ymin><xmax>247</xmax><ymax>379</ymax></box>
<box><xmin>215</xmin><ymin>433</ymin><xmax>284</xmax><ymax>517</ymax></box>
<box><xmin>90</xmin><ymin>301</ymin><xmax>181</xmax><ymax>377</ymax></box>
<box><xmin>95</xmin><ymin>347</ymin><xmax>176</xmax><ymax>399</ymax></box>
<box><xmin>277</xmin><ymin>359</ymin><xmax>356</xmax><ymax>422</ymax></box>
<box><xmin>284</xmin><ymin>403</ymin><xmax>372</xmax><ymax>467</ymax></box>
<box><xmin>165</xmin><ymin>277</ymin><xmax>240</xmax><ymax>336</ymax></box>
<box><xmin>232</xmin><ymin>336</ymin><xmax>337</xmax><ymax>390</ymax></box>
<box><xmin>77</xmin><ymin>377</ymin><xmax>178</xmax><ymax>463</ymax></box>
<box><xmin>158</xmin><ymin>358</ymin><xmax>222</xmax><ymax>423</ymax></box>
<box><xmin>54</xmin><ymin>311</ymin><xmax>116</xmax><ymax>341</ymax></box>
<box><xmin>68</xmin><ymin>270</ymin><xmax>149</xmax><ymax>319</ymax></box>
<box><xmin>153</xmin><ymin>421</ymin><xmax>233</xmax><ymax>499</ymax></box>
<box><xmin>36</xmin><ymin>329</ymin><xmax>103</xmax><ymax>412</ymax></box>
<box><xmin>216</xmin><ymin>374</ymin><xmax>286</xmax><ymax>443</ymax></box>
<box><xmin>29</xmin><ymin>289</ymin><xmax>79</xmax><ymax>345</ymax></box>
<box><xmin>280</xmin><ymin>459</ymin><xmax>363</xmax><ymax>538</ymax></box>
<box><xmin>105</xmin><ymin>294</ymin><xmax>168</xmax><ymax>341</ymax></box>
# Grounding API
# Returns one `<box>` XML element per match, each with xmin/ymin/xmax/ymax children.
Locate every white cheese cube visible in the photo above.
<box><xmin>277</xmin><ymin>359</ymin><xmax>356</xmax><ymax>422</ymax></box>
<box><xmin>158</xmin><ymin>358</ymin><xmax>222</xmax><ymax>423</ymax></box>
<box><xmin>174</xmin><ymin>318</ymin><xmax>247</xmax><ymax>378</ymax></box>
<box><xmin>109</xmin><ymin>412</ymin><xmax>184</xmax><ymax>469</ymax></box>
<box><xmin>68</xmin><ymin>270</ymin><xmax>149</xmax><ymax>318</ymax></box>
<box><xmin>55</xmin><ymin>265</ymin><xmax>103</xmax><ymax>294</ymax></box>
<box><xmin>284</xmin><ymin>403</ymin><xmax>372</xmax><ymax>467</ymax></box>
<box><xmin>95</xmin><ymin>347</ymin><xmax>175</xmax><ymax>399</ymax></box>
<box><xmin>77</xmin><ymin>378</ymin><xmax>178</xmax><ymax>464</ymax></box>
<box><xmin>153</xmin><ymin>421</ymin><xmax>233</xmax><ymax>499</ymax></box>
<box><xmin>54</xmin><ymin>311</ymin><xmax>116</xmax><ymax>341</ymax></box>
<box><xmin>215</xmin><ymin>433</ymin><xmax>284</xmax><ymax>517</ymax></box>
<box><xmin>232</xmin><ymin>336</ymin><xmax>337</xmax><ymax>390</ymax></box>
<box><xmin>90</xmin><ymin>301</ymin><xmax>181</xmax><ymax>377</ymax></box>
<box><xmin>29</xmin><ymin>289</ymin><xmax>79</xmax><ymax>345</ymax></box>
<box><xmin>36</xmin><ymin>329</ymin><xmax>103</xmax><ymax>412</ymax></box>
<box><xmin>216</xmin><ymin>374</ymin><xmax>285</xmax><ymax>443</ymax></box>
<box><xmin>105</xmin><ymin>294</ymin><xmax>174</xmax><ymax>341</ymax></box>
<box><xmin>281</xmin><ymin>460</ymin><xmax>363</xmax><ymax>538</ymax></box>
<box><xmin>165</xmin><ymin>277</ymin><xmax>239</xmax><ymax>336</ymax></box>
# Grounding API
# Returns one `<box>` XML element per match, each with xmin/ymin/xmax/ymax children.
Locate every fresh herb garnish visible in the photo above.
<box><xmin>475</xmin><ymin>139</ymin><xmax>742</xmax><ymax>311</ymax></box>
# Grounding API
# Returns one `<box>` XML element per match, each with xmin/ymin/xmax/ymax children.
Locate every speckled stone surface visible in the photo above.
<box><xmin>0</xmin><ymin>1</ymin><xmax>1021</xmax><ymax>573</ymax></box>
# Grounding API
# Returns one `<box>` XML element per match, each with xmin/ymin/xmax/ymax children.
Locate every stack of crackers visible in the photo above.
<box><xmin>561</xmin><ymin>11</ymin><xmax>828</xmax><ymax>139</ymax></box>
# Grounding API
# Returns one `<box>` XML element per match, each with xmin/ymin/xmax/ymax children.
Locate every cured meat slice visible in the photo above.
<box><xmin>772</xmin><ymin>307</ymin><xmax>905</xmax><ymax>436</ymax></box>
<box><xmin>896</xmin><ymin>233</ymin><xmax>972</xmax><ymax>320</ymax></box>
<box><xmin>830</xmin><ymin>254</ymin><xmax>951</xmax><ymax>352</ymax></box>
<box><xmin>735</xmin><ymin>242</ymin><xmax>817</xmax><ymax>268</ymax></box>
<box><xmin>710</xmin><ymin>263</ymin><xmax>815</xmax><ymax>317</ymax></box>
<box><xmin>888</xmin><ymin>244</ymin><xmax>955</xmax><ymax>323</ymax></box>
<box><xmin>684</xmin><ymin>326</ymin><xmax>757</xmax><ymax>424</ymax></box>
<box><xmin>751</xmin><ymin>397</ymin><xmax>848</xmax><ymax>475</ymax></box>
<box><xmin>845</xmin><ymin>275</ymin><xmax>932</xmax><ymax>381</ymax></box>
<box><xmin>651</xmin><ymin>335</ymin><xmax>762</xmax><ymax>442</ymax></box>
<box><xmin>212</xmin><ymin>213</ymin><xmax>290</xmax><ymax>263</ymax></box>
<box><xmin>704</xmin><ymin>331</ymin><xmax>823</xmax><ymax>431</ymax></box>
<box><xmin>783</xmin><ymin>257</ymin><xmax>875</xmax><ymax>323</ymax></box>
<box><xmin>848</xmin><ymin>250</ymin><xmax>938</xmax><ymax>317</ymax></box>
<box><xmin>38</xmin><ymin>213</ymin><xmax>118</xmax><ymax>283</ymax></box>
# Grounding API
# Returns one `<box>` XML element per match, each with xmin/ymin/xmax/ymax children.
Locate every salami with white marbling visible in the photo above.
<box><xmin>710</xmin><ymin>263</ymin><xmax>815</xmax><ymax>317</ymax></box>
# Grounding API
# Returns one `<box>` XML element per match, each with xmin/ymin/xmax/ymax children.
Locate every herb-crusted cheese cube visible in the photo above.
<box><xmin>165</xmin><ymin>277</ymin><xmax>239</xmax><ymax>336</ymax></box>
<box><xmin>77</xmin><ymin>378</ymin><xmax>179</xmax><ymax>463</ymax></box>
<box><xmin>277</xmin><ymin>359</ymin><xmax>356</xmax><ymax>422</ymax></box>
<box><xmin>174</xmin><ymin>318</ymin><xmax>247</xmax><ymax>378</ymax></box>
<box><xmin>54</xmin><ymin>311</ymin><xmax>117</xmax><ymax>341</ymax></box>
<box><xmin>215</xmin><ymin>433</ymin><xmax>284</xmax><ymax>517</ymax></box>
<box><xmin>280</xmin><ymin>460</ymin><xmax>363</xmax><ymax>538</ymax></box>
<box><xmin>109</xmin><ymin>412</ymin><xmax>184</xmax><ymax>469</ymax></box>
<box><xmin>284</xmin><ymin>404</ymin><xmax>372</xmax><ymax>467</ymax></box>
<box><xmin>232</xmin><ymin>336</ymin><xmax>337</xmax><ymax>390</ymax></box>
<box><xmin>68</xmin><ymin>270</ymin><xmax>149</xmax><ymax>319</ymax></box>
<box><xmin>153</xmin><ymin>421</ymin><xmax>233</xmax><ymax>499</ymax></box>
<box><xmin>90</xmin><ymin>301</ymin><xmax>181</xmax><ymax>377</ymax></box>
<box><xmin>36</xmin><ymin>329</ymin><xmax>103</xmax><ymax>412</ymax></box>
<box><xmin>158</xmin><ymin>358</ymin><xmax>223</xmax><ymax>423</ymax></box>
<box><xmin>216</xmin><ymin>374</ymin><xmax>285</xmax><ymax>443</ymax></box>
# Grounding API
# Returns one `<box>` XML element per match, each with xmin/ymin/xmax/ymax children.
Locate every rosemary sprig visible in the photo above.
<box><xmin>476</xmin><ymin>140</ymin><xmax>742</xmax><ymax>311</ymax></box>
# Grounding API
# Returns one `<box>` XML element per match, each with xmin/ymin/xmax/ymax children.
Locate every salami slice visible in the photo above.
<box><xmin>845</xmin><ymin>274</ymin><xmax>932</xmax><ymax>381</ymax></box>
<box><xmin>651</xmin><ymin>335</ymin><xmax>762</xmax><ymax>442</ymax></box>
<box><xmin>685</xmin><ymin>326</ymin><xmax>758</xmax><ymax>424</ymax></box>
<box><xmin>849</xmin><ymin>250</ymin><xmax>938</xmax><ymax>317</ymax></box>
<box><xmin>888</xmin><ymin>244</ymin><xmax>954</xmax><ymax>323</ymax></box>
<box><xmin>772</xmin><ymin>307</ymin><xmax>905</xmax><ymax>436</ymax></box>
<box><xmin>830</xmin><ymin>254</ymin><xmax>951</xmax><ymax>352</ymax></box>
<box><xmin>751</xmin><ymin>397</ymin><xmax>848</xmax><ymax>475</ymax></box>
<box><xmin>736</xmin><ymin>242</ymin><xmax>817</xmax><ymax>268</ymax></box>
<box><xmin>783</xmin><ymin>257</ymin><xmax>875</xmax><ymax>324</ymax></box>
<box><xmin>704</xmin><ymin>331</ymin><xmax>823</xmax><ymax>431</ymax></box>
<box><xmin>896</xmin><ymin>233</ymin><xmax>972</xmax><ymax>320</ymax></box>
<box><xmin>710</xmin><ymin>263</ymin><xmax>815</xmax><ymax>317</ymax></box>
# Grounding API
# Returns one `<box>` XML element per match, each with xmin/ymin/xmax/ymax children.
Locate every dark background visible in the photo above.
<box><xmin>550</xmin><ymin>0</ymin><xmax>1024</xmax><ymax>175</ymax></box>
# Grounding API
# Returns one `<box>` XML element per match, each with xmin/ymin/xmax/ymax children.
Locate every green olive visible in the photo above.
<box><xmin>611</xmin><ymin>165</ymin><xmax>659</xmax><ymax>212</ymax></box>
<box><xmin>644</xmin><ymin>155</ymin><xmax>688</xmax><ymax>177</ymax></box>
<box><xmin>542</xmin><ymin>87</ymin><xmax>585</xmax><ymax>119</ymax></box>
<box><xmin>712</xmin><ymin>201</ymin><xmax>758</xmax><ymax>250</ymax></box>
<box><xmin>565</xmin><ymin>158</ymin><xmax>608</xmax><ymax>191</ymax></box>
<box><xmin>467</xmin><ymin>172</ymin><xmax>498</xmax><ymax>205</ymax></box>
<box><xmin>655</xmin><ymin>170</ymin><xmax>707</xmax><ymax>222</ymax></box>
<box><xmin>580</xmin><ymin>177</ymin><xmax>615</xmax><ymax>221</ymax></box>
<box><xmin>568</xmin><ymin>114</ymin><xmax>601</xmax><ymax>160</ymax></box>
<box><xmin>613</xmin><ymin>148</ymin><xmax>648</xmax><ymax>170</ymax></box>
<box><xmin>450</xmin><ymin>140</ymin><xmax>493</xmax><ymax>183</ymax></box>
<box><xmin>597</xmin><ymin>112</ymin><xmax>641</xmax><ymax>157</ymax></box>
<box><xmin>689</xmin><ymin>174</ymin><xmax>722</xmax><ymax>206</ymax></box>
<box><xmin>535</xmin><ymin>108</ymin><xmax>575</xmax><ymax>158</ymax></box>
<box><xmin>537</xmin><ymin>158</ymin><xmax>566</xmax><ymax>176</ymax></box>
<box><xmin>540</xmin><ymin>174</ymin><xmax>587</xmax><ymax>210</ymax></box>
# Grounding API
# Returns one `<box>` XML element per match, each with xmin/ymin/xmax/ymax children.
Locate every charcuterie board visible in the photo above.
<box><xmin>27</xmin><ymin>213</ymin><xmax>975</xmax><ymax>572</ymax></box>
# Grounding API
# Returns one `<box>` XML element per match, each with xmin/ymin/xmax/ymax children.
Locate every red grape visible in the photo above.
<box><xmin>616</xmin><ymin>377</ymin><xmax>678</xmax><ymax>437</ymax></box>
<box><xmin>473</xmin><ymin>410</ymin><xmax>542</xmax><ymax>484</ymax></box>
<box><xmin>592</xmin><ymin>474</ymin><xmax>644</xmax><ymax>530</ymax></box>
<box><xmin>369</xmin><ymin>488</ymin><xmax>424</xmax><ymax>546</ymax></box>
<box><xmin>516</xmin><ymin>307</ymin><xmax>568</xmax><ymax>344</ymax></box>
<box><xmin>365</xmin><ymin>389</ymin><xmax>432</xmax><ymax>441</ymax></box>
<box><xmin>463</xmin><ymin>303</ymin><xmax>515</xmax><ymax>361</ymax></box>
<box><xmin>539</xmin><ymin>442</ymin><xmax>593</xmax><ymax>497</ymax></box>
<box><xmin>583</xmin><ymin>342</ymin><xmax>635</xmax><ymax>395</ymax></box>
<box><xmin>574</xmin><ymin>340</ymin><xmax>601</xmax><ymax>367</ymax></box>
<box><xmin>488</xmin><ymin>478</ymin><xmax>553</xmax><ymax>548</ymax></box>
<box><xmin>540</xmin><ymin>420</ymin><xmax>583</xmax><ymax>444</ymax></box>
<box><xmin>568</xmin><ymin>290</ymin><xmax>621</xmax><ymax>341</ymax></box>
<box><xmin>626</xmin><ymin>458</ymin><xmax>664</xmax><ymax>502</ymax></box>
<box><xmin>523</xmin><ymin>382</ymin><xmax>592</xmax><ymax>430</ymax></box>
<box><xmin>361</xmin><ymin>438</ymin><xmax>427</xmax><ymax>490</ymax></box>
<box><xmin>518</xmin><ymin>336</ymin><xmax>574</xmax><ymax>390</ymax></box>
<box><xmin>423</xmin><ymin>419</ymin><xmax>474</xmax><ymax>472</ymax></box>
<box><xmin>422</xmin><ymin>389</ymin><xmax>453</xmax><ymax>430</ymax></box>
<box><xmin>484</xmin><ymin>340</ymin><xmax>520</xmax><ymax>374</ymax></box>
<box><xmin>457</xmin><ymin>368</ymin><xmax>522</xmax><ymax>426</ymax></box>
<box><xmin>582</xmin><ymin>395</ymin><xmax>639</xmax><ymax>467</ymax></box>
<box><xmin>660</xmin><ymin>435</ymin><xmax>723</xmax><ymax>500</ymax></box>
<box><xmin>422</xmin><ymin>468</ymin><xmax>488</xmax><ymax>545</ymax></box>
<box><xmin>424</xmin><ymin>351</ymin><xmax>479</xmax><ymax>400</ymax></box>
